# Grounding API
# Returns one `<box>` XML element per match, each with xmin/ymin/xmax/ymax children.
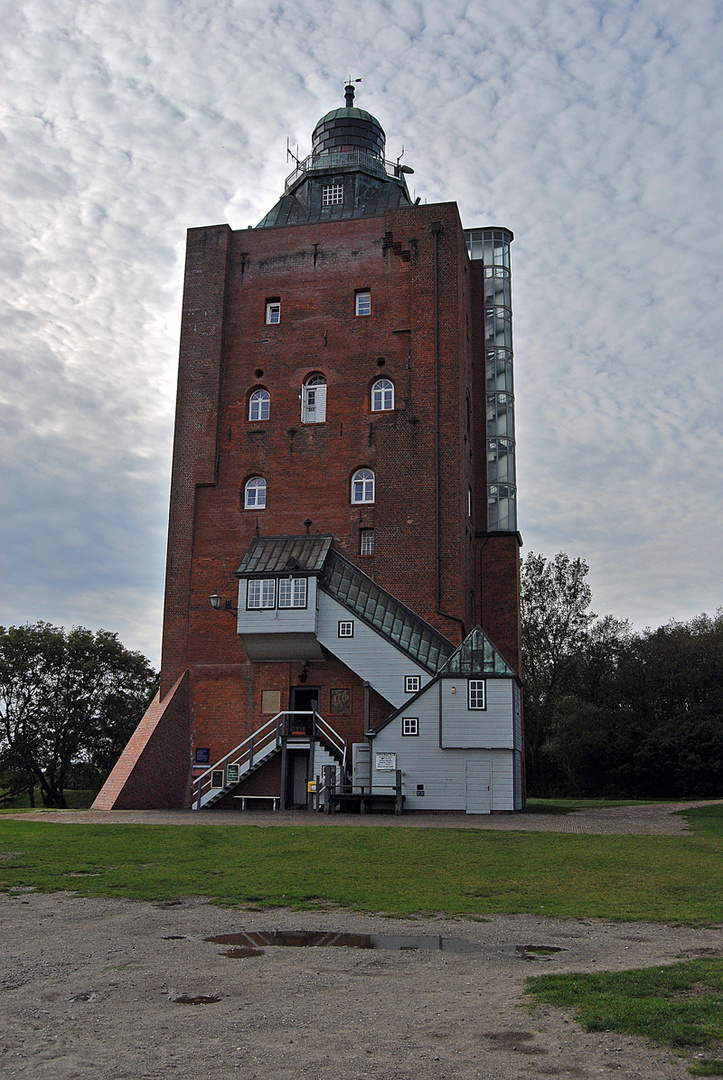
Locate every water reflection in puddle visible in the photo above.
<box><xmin>173</xmin><ymin>995</ymin><xmax>221</xmax><ymax>1005</ymax></box>
<box><xmin>204</xmin><ymin>930</ymin><xmax>484</xmax><ymax>954</ymax></box>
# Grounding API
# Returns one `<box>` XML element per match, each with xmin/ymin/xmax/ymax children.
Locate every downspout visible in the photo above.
<box><xmin>430</xmin><ymin>220</ymin><xmax>466</xmax><ymax>642</ymax></box>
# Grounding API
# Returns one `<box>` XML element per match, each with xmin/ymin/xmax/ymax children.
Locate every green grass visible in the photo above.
<box><xmin>526</xmin><ymin>959</ymin><xmax>723</xmax><ymax>1069</ymax></box>
<box><xmin>524</xmin><ymin>797</ymin><xmax>667</xmax><ymax>815</ymax></box>
<box><xmin>0</xmin><ymin>804</ymin><xmax>722</xmax><ymax>922</ymax></box>
<box><xmin>0</xmin><ymin>788</ymin><xmax>97</xmax><ymax>810</ymax></box>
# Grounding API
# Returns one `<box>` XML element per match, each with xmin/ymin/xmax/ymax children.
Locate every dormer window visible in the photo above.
<box><xmin>322</xmin><ymin>184</ymin><xmax>343</xmax><ymax>206</ymax></box>
<box><xmin>278</xmin><ymin>577</ymin><xmax>307</xmax><ymax>608</ymax></box>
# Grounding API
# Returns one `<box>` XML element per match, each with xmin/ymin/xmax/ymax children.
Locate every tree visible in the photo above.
<box><xmin>0</xmin><ymin>623</ymin><xmax>157</xmax><ymax>808</ymax></box>
<box><xmin>520</xmin><ymin>551</ymin><xmax>596</xmax><ymax>794</ymax></box>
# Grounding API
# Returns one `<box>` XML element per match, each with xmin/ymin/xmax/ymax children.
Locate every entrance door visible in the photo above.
<box><xmin>289</xmin><ymin>752</ymin><xmax>310</xmax><ymax>807</ymax></box>
<box><xmin>465</xmin><ymin>760</ymin><xmax>491</xmax><ymax>814</ymax></box>
<box><xmin>289</xmin><ymin>686</ymin><xmax>319</xmax><ymax>734</ymax></box>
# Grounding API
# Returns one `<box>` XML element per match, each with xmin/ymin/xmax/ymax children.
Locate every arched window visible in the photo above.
<box><xmin>244</xmin><ymin>476</ymin><xmax>266</xmax><ymax>509</ymax></box>
<box><xmin>248</xmin><ymin>388</ymin><xmax>270</xmax><ymax>421</ymax></box>
<box><xmin>371</xmin><ymin>378</ymin><xmax>394</xmax><ymax>412</ymax></box>
<box><xmin>301</xmin><ymin>374</ymin><xmax>327</xmax><ymax>423</ymax></box>
<box><xmin>351</xmin><ymin>468</ymin><xmax>375</xmax><ymax>504</ymax></box>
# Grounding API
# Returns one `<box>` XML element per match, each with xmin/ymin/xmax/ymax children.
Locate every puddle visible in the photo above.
<box><xmin>204</xmin><ymin>930</ymin><xmax>483</xmax><ymax>954</ymax></box>
<box><xmin>496</xmin><ymin>944</ymin><xmax>565</xmax><ymax>961</ymax></box>
<box><xmin>172</xmin><ymin>995</ymin><xmax>221</xmax><ymax>1005</ymax></box>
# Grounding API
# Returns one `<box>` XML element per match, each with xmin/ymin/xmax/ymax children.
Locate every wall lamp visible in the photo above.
<box><xmin>209</xmin><ymin>594</ymin><xmax>238</xmax><ymax>617</ymax></box>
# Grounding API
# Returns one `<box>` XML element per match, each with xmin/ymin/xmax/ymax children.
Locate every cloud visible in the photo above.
<box><xmin>2</xmin><ymin>0</ymin><xmax>722</xmax><ymax>664</ymax></box>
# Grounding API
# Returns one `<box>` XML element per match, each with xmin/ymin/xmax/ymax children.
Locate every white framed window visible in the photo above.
<box><xmin>402</xmin><ymin>717</ymin><xmax>419</xmax><ymax>736</ymax></box>
<box><xmin>322</xmin><ymin>183</ymin><xmax>343</xmax><ymax>206</ymax></box>
<box><xmin>338</xmin><ymin>621</ymin><xmax>354</xmax><ymax>638</ymax></box>
<box><xmin>404</xmin><ymin>675</ymin><xmax>421</xmax><ymax>694</ymax></box>
<box><xmin>265</xmin><ymin>301</ymin><xmax>281</xmax><ymax>325</ymax></box>
<box><xmin>249</xmin><ymin>389</ymin><xmax>270</xmax><ymax>421</ymax></box>
<box><xmin>351</xmin><ymin>468</ymin><xmax>374</xmax><ymax>504</ymax></box>
<box><xmin>355</xmin><ymin>290</ymin><xmax>371</xmax><ymax>316</ymax></box>
<box><xmin>371</xmin><ymin>378</ymin><xmax>394</xmax><ymax>412</ymax></box>
<box><xmin>244</xmin><ymin>476</ymin><xmax>266</xmax><ymax>509</ymax></box>
<box><xmin>278</xmin><ymin>577</ymin><xmax>307</xmax><ymax>608</ymax></box>
<box><xmin>360</xmin><ymin>529</ymin><xmax>375</xmax><ymax>556</ymax></box>
<box><xmin>247</xmin><ymin>579</ymin><xmax>275</xmax><ymax>609</ymax></box>
<box><xmin>468</xmin><ymin>680</ymin><xmax>486</xmax><ymax>710</ymax></box>
<box><xmin>302</xmin><ymin>374</ymin><xmax>327</xmax><ymax>423</ymax></box>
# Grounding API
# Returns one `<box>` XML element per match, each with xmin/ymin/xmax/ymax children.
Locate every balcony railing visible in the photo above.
<box><xmin>285</xmin><ymin>150</ymin><xmax>404</xmax><ymax>190</ymax></box>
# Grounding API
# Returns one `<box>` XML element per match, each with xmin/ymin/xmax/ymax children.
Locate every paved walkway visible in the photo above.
<box><xmin>5</xmin><ymin>801</ymin><xmax>720</xmax><ymax>835</ymax></box>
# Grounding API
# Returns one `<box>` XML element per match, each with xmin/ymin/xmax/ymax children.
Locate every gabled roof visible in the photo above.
<box><xmin>369</xmin><ymin>625</ymin><xmax>517</xmax><ymax>736</ymax></box>
<box><xmin>236</xmin><ymin>535</ymin><xmax>333</xmax><ymax>577</ymax></box>
<box><xmin>438</xmin><ymin>625</ymin><xmax>516</xmax><ymax>677</ymax></box>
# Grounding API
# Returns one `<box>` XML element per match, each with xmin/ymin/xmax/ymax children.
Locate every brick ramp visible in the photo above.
<box><xmin>92</xmin><ymin>672</ymin><xmax>190</xmax><ymax>810</ymax></box>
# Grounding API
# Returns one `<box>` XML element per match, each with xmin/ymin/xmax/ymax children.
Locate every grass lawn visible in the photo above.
<box><xmin>0</xmin><ymin>804</ymin><xmax>722</xmax><ymax>924</ymax></box>
<box><xmin>526</xmin><ymin>959</ymin><xmax>723</xmax><ymax>1075</ymax></box>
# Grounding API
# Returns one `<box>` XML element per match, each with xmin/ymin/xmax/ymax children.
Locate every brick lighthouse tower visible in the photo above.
<box><xmin>95</xmin><ymin>86</ymin><xmax>523</xmax><ymax>814</ymax></box>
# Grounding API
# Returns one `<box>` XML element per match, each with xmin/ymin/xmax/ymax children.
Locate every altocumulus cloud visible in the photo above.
<box><xmin>1</xmin><ymin>0</ymin><xmax>722</xmax><ymax>662</ymax></box>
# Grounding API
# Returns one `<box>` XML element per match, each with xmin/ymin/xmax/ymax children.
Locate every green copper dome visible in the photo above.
<box><xmin>311</xmin><ymin>86</ymin><xmax>386</xmax><ymax>160</ymax></box>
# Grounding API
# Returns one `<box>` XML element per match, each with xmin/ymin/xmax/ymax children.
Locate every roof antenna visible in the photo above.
<box><xmin>345</xmin><ymin>77</ymin><xmax>362</xmax><ymax>107</ymax></box>
<box><xmin>286</xmin><ymin>136</ymin><xmax>301</xmax><ymax>167</ymax></box>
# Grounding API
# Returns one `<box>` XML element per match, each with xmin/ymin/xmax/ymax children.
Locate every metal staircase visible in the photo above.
<box><xmin>192</xmin><ymin>711</ymin><xmax>347</xmax><ymax>810</ymax></box>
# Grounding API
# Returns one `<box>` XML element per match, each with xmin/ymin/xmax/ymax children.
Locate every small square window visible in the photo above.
<box><xmin>468</xmin><ymin>680</ymin><xmax>486</xmax><ymax>709</ymax></box>
<box><xmin>195</xmin><ymin>747</ymin><xmax>210</xmax><ymax>764</ymax></box>
<box><xmin>402</xmin><ymin>717</ymin><xmax>419</xmax><ymax>736</ymax></box>
<box><xmin>266</xmin><ymin>300</ymin><xmax>281</xmax><ymax>324</ymax></box>
<box><xmin>355</xmin><ymin>290</ymin><xmax>371</xmax><ymax>316</ymax></box>
<box><xmin>338</xmin><ymin>621</ymin><xmax>354</xmax><ymax>638</ymax></box>
<box><xmin>322</xmin><ymin>183</ymin><xmax>343</xmax><ymax>206</ymax></box>
<box><xmin>405</xmin><ymin>675</ymin><xmax>421</xmax><ymax>694</ymax></box>
<box><xmin>360</xmin><ymin>529</ymin><xmax>375</xmax><ymax>556</ymax></box>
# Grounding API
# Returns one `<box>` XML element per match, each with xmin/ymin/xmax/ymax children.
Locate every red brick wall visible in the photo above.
<box><xmin>109</xmin><ymin>197</ymin><xmax>522</xmax><ymax>808</ymax></box>
<box><xmin>92</xmin><ymin>672</ymin><xmax>191</xmax><ymax>810</ymax></box>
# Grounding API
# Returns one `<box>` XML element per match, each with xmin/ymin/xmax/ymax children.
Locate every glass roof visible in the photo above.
<box><xmin>322</xmin><ymin>550</ymin><xmax>455</xmax><ymax>674</ymax></box>
<box><xmin>439</xmin><ymin>625</ymin><xmax>516</xmax><ymax>677</ymax></box>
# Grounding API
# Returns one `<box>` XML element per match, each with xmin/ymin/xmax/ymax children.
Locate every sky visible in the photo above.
<box><xmin>2</xmin><ymin>0</ymin><xmax>723</xmax><ymax>666</ymax></box>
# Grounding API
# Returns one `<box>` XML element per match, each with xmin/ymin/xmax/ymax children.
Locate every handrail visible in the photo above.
<box><xmin>192</xmin><ymin>710</ymin><xmax>349</xmax><ymax>808</ymax></box>
<box><xmin>285</xmin><ymin>150</ymin><xmax>404</xmax><ymax>191</ymax></box>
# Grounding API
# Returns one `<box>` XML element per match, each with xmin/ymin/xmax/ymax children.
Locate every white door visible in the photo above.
<box><xmin>465</xmin><ymin>760</ymin><xmax>491</xmax><ymax>814</ymax></box>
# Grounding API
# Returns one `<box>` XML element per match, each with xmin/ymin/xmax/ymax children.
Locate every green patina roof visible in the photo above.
<box><xmin>236</xmin><ymin>535</ymin><xmax>333</xmax><ymax>577</ymax></box>
<box><xmin>314</xmin><ymin>107</ymin><xmax>383</xmax><ymax>129</ymax></box>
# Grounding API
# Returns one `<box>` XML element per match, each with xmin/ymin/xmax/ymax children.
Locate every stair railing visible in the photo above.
<box><xmin>192</xmin><ymin>710</ymin><xmax>350</xmax><ymax>809</ymax></box>
<box><xmin>193</xmin><ymin>713</ymin><xmax>282</xmax><ymax>809</ymax></box>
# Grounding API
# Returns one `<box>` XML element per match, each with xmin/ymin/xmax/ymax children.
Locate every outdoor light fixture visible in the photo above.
<box><xmin>209</xmin><ymin>594</ymin><xmax>237</xmax><ymax>616</ymax></box>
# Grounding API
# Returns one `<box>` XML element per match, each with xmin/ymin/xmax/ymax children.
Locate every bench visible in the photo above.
<box><xmin>234</xmin><ymin>795</ymin><xmax>280</xmax><ymax>811</ymax></box>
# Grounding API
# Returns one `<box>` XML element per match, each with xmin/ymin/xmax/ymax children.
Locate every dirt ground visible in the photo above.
<box><xmin>1</xmin><ymin>803</ymin><xmax>722</xmax><ymax>1079</ymax></box>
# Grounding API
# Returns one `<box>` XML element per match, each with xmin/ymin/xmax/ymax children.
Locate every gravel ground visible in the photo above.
<box><xmin>1</xmin><ymin>802</ymin><xmax>721</xmax><ymax>1079</ymax></box>
<box><xmin>7</xmin><ymin>800</ymin><xmax>720</xmax><ymax>834</ymax></box>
